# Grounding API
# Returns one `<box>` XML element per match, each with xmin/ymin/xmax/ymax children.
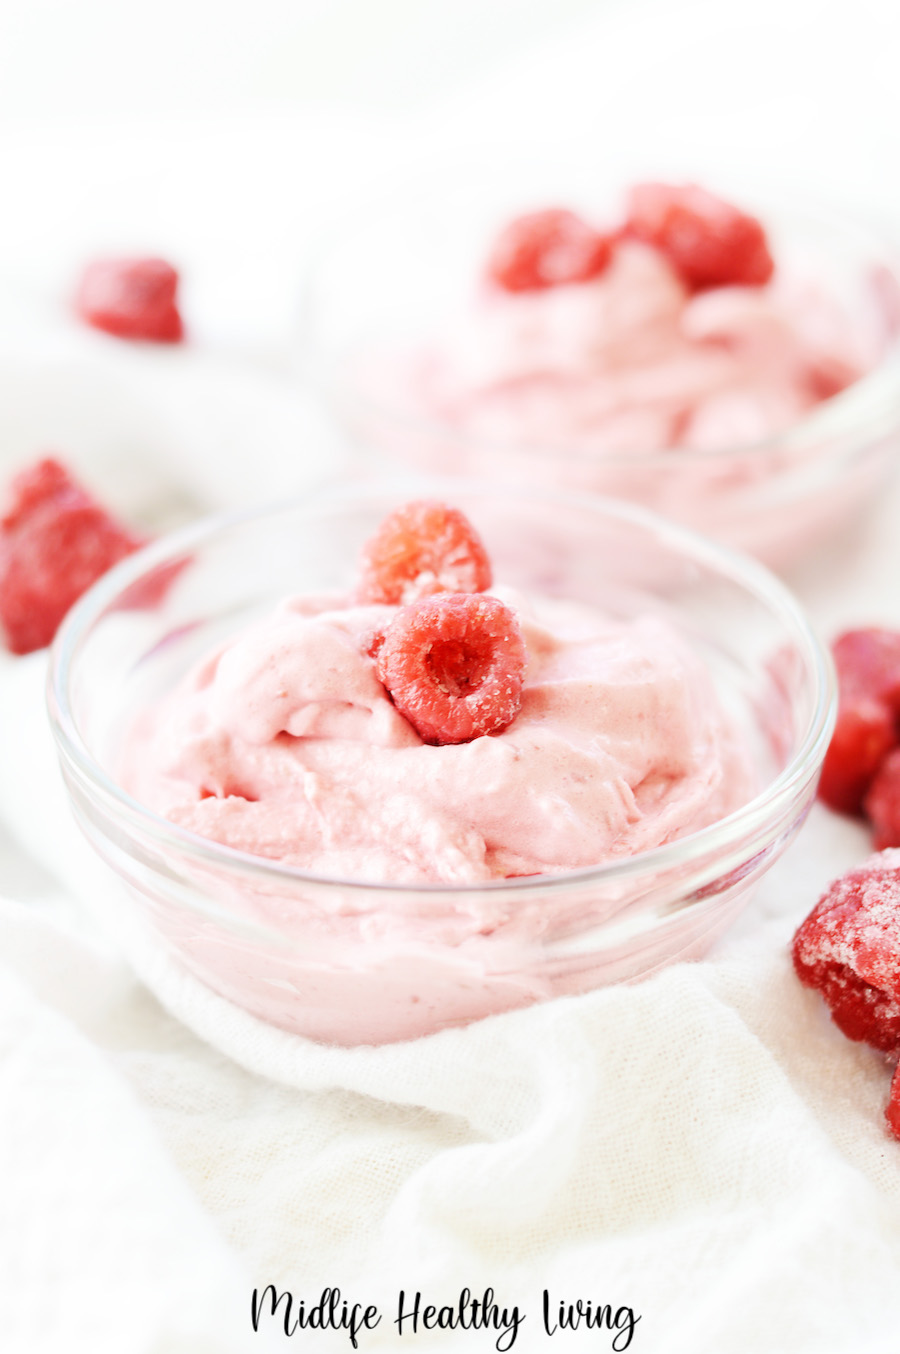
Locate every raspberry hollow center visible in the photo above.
<box><xmin>425</xmin><ymin>638</ymin><xmax>490</xmax><ymax>697</ymax></box>
<box><xmin>375</xmin><ymin>592</ymin><xmax>527</xmax><ymax>745</ymax></box>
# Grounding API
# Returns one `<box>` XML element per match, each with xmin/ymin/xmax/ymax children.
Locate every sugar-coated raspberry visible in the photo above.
<box><xmin>791</xmin><ymin>851</ymin><xmax>900</xmax><ymax>1052</ymax></box>
<box><xmin>375</xmin><ymin>592</ymin><xmax>526</xmax><ymax>745</ymax></box>
<box><xmin>887</xmin><ymin>1062</ymin><xmax>900</xmax><ymax>1140</ymax></box>
<box><xmin>356</xmin><ymin>501</ymin><xmax>492</xmax><ymax>606</ymax></box>
<box><xmin>75</xmin><ymin>257</ymin><xmax>184</xmax><ymax>342</ymax></box>
<box><xmin>864</xmin><ymin>751</ymin><xmax>900</xmax><ymax>850</ymax></box>
<box><xmin>486</xmin><ymin>209</ymin><xmax>613</xmax><ymax>293</ymax></box>
<box><xmin>818</xmin><ymin>629</ymin><xmax>900</xmax><ymax>815</ymax></box>
<box><xmin>625</xmin><ymin>182</ymin><xmax>774</xmax><ymax>291</ymax></box>
<box><xmin>0</xmin><ymin>458</ymin><xmax>142</xmax><ymax>654</ymax></box>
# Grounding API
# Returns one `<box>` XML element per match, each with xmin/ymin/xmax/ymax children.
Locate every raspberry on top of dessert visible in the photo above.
<box><xmin>487</xmin><ymin>208</ymin><xmax>614</xmax><ymax>294</ymax></box>
<box><xmin>624</xmin><ymin>182</ymin><xmax>774</xmax><ymax>292</ymax></box>
<box><xmin>122</xmin><ymin>500</ymin><xmax>751</xmax><ymax>886</ymax></box>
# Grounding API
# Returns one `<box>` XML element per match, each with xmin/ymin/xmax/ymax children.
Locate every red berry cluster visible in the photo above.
<box><xmin>792</xmin><ymin>852</ymin><xmax>900</xmax><ymax>1139</ymax></box>
<box><xmin>0</xmin><ymin>459</ymin><xmax>143</xmax><ymax>654</ymax></box>
<box><xmin>356</xmin><ymin>501</ymin><xmax>526</xmax><ymax>745</ymax></box>
<box><xmin>486</xmin><ymin>182</ymin><xmax>774</xmax><ymax>295</ymax></box>
<box><xmin>818</xmin><ymin>629</ymin><xmax>900</xmax><ymax>847</ymax></box>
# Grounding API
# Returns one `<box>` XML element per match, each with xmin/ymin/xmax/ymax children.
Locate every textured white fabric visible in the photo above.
<box><xmin>5</xmin><ymin>1</ymin><xmax>900</xmax><ymax>1350</ymax></box>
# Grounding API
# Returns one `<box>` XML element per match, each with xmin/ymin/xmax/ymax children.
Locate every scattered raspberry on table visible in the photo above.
<box><xmin>818</xmin><ymin>698</ymin><xmax>897</xmax><ymax>817</ymax></box>
<box><xmin>792</xmin><ymin>851</ymin><xmax>900</xmax><ymax>1053</ymax></box>
<box><xmin>791</xmin><ymin>850</ymin><xmax>900</xmax><ymax>1140</ymax></box>
<box><xmin>0</xmin><ymin>458</ymin><xmax>143</xmax><ymax>654</ymax></box>
<box><xmin>819</xmin><ymin>628</ymin><xmax>900</xmax><ymax>817</ymax></box>
<box><xmin>864</xmin><ymin>750</ymin><xmax>900</xmax><ymax>850</ymax></box>
<box><xmin>75</xmin><ymin>256</ymin><xmax>184</xmax><ymax>342</ymax></box>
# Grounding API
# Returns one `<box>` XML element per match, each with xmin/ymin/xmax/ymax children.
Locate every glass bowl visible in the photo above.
<box><xmin>47</xmin><ymin>482</ymin><xmax>834</xmax><ymax>1045</ymax></box>
<box><xmin>301</xmin><ymin>173</ymin><xmax>900</xmax><ymax>571</ymax></box>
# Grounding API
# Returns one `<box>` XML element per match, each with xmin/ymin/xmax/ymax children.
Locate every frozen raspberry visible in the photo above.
<box><xmin>625</xmin><ymin>182</ymin><xmax>774</xmax><ymax>291</ymax></box>
<box><xmin>791</xmin><ymin>851</ymin><xmax>900</xmax><ymax>1052</ymax></box>
<box><xmin>819</xmin><ymin>698</ymin><xmax>898</xmax><ymax>816</ymax></box>
<box><xmin>486</xmin><ymin>209</ymin><xmax>613</xmax><ymax>293</ymax></box>
<box><xmin>818</xmin><ymin>629</ymin><xmax>900</xmax><ymax>815</ymax></box>
<box><xmin>864</xmin><ymin>751</ymin><xmax>900</xmax><ymax>850</ymax></box>
<box><xmin>75</xmin><ymin>257</ymin><xmax>184</xmax><ymax>342</ymax></box>
<box><xmin>0</xmin><ymin>458</ymin><xmax>72</xmax><ymax>531</ymax></box>
<box><xmin>375</xmin><ymin>592</ymin><xmax>526</xmax><ymax>745</ymax></box>
<box><xmin>0</xmin><ymin>458</ymin><xmax>142</xmax><ymax>654</ymax></box>
<box><xmin>832</xmin><ymin>629</ymin><xmax>900</xmax><ymax>709</ymax></box>
<box><xmin>887</xmin><ymin>1062</ymin><xmax>900</xmax><ymax>1140</ymax></box>
<box><xmin>356</xmin><ymin>501</ymin><xmax>492</xmax><ymax>606</ymax></box>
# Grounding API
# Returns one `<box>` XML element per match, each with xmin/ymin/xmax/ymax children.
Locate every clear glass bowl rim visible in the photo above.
<box><xmin>47</xmin><ymin>480</ymin><xmax>837</xmax><ymax>899</ymax></box>
<box><xmin>299</xmin><ymin>179</ymin><xmax>900</xmax><ymax>468</ymax></box>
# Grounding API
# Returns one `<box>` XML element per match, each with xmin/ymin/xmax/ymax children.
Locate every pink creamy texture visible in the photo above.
<box><xmin>123</xmin><ymin>586</ymin><xmax>751</xmax><ymax>886</ymax></box>
<box><xmin>402</xmin><ymin>241</ymin><xmax>871</xmax><ymax>454</ymax></box>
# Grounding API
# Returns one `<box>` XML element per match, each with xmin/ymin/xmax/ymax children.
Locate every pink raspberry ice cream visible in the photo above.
<box><xmin>123</xmin><ymin>584</ymin><xmax>750</xmax><ymax>886</ymax></box>
<box><xmin>404</xmin><ymin>238</ymin><xmax>869</xmax><ymax>459</ymax></box>
<box><xmin>112</xmin><ymin>501</ymin><xmax>762</xmax><ymax>1043</ymax></box>
<box><xmin>340</xmin><ymin>187</ymin><xmax>897</xmax><ymax>565</ymax></box>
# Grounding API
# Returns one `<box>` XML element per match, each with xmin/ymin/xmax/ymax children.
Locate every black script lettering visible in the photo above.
<box><xmin>395</xmin><ymin>1288</ymin><xmax>521</xmax><ymax>1350</ymax></box>
<box><xmin>360</xmin><ymin>1306</ymin><xmax>382</xmax><ymax>1343</ymax></box>
<box><xmin>612</xmin><ymin>1306</ymin><xmax>640</xmax><ymax>1352</ymax></box>
<box><xmin>542</xmin><ymin>1292</ymin><xmax>640</xmax><ymax>1349</ymax></box>
<box><xmin>251</xmin><ymin>1285</ymin><xmax>298</xmax><ymax>1336</ymax></box>
<box><xmin>395</xmin><ymin>1290</ymin><xmax>422</xmax><ymax>1335</ymax></box>
<box><xmin>460</xmin><ymin>1287</ymin><xmax>523</xmax><ymax>1352</ymax></box>
<box><xmin>250</xmin><ymin>1286</ymin><xmax>380</xmax><ymax>1347</ymax></box>
<box><xmin>495</xmin><ymin>1308</ymin><xmax>522</xmax><ymax>1351</ymax></box>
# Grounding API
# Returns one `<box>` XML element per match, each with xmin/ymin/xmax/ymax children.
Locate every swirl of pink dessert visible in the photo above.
<box><xmin>398</xmin><ymin>183</ymin><xmax>874</xmax><ymax>458</ymax></box>
<box><xmin>123</xmin><ymin>501</ymin><xmax>752</xmax><ymax>887</ymax></box>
